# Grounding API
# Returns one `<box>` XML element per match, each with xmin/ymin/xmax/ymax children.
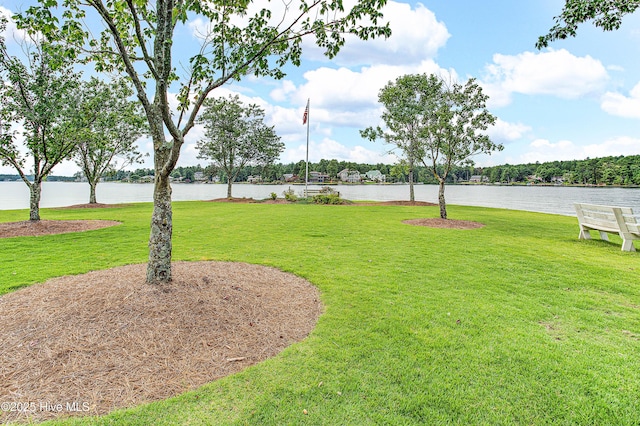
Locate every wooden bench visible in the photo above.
<box><xmin>303</xmin><ymin>189</ymin><xmax>322</xmax><ymax>197</ymax></box>
<box><xmin>303</xmin><ymin>189</ymin><xmax>340</xmax><ymax>197</ymax></box>
<box><xmin>574</xmin><ymin>203</ymin><xmax>640</xmax><ymax>252</ymax></box>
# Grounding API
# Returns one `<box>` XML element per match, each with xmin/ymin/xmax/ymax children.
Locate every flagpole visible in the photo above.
<box><xmin>304</xmin><ymin>98</ymin><xmax>310</xmax><ymax>197</ymax></box>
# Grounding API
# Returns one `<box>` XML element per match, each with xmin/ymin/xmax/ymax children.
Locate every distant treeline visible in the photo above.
<box><xmin>5</xmin><ymin>155</ymin><xmax>640</xmax><ymax>186</ymax></box>
<box><xmin>482</xmin><ymin>155</ymin><xmax>640</xmax><ymax>185</ymax></box>
<box><xmin>116</xmin><ymin>155</ymin><xmax>640</xmax><ymax>186</ymax></box>
<box><xmin>0</xmin><ymin>174</ymin><xmax>75</xmax><ymax>182</ymax></box>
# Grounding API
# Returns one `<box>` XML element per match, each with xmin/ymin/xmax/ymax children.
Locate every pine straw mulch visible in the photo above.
<box><xmin>0</xmin><ymin>261</ymin><xmax>322</xmax><ymax>423</ymax></box>
<box><xmin>0</xmin><ymin>219</ymin><xmax>121</xmax><ymax>238</ymax></box>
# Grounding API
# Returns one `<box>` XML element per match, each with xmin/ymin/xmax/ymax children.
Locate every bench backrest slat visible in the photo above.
<box><xmin>585</xmin><ymin>211</ymin><xmax>616</xmax><ymax>221</ymax></box>
<box><xmin>626</xmin><ymin>223</ymin><xmax>640</xmax><ymax>234</ymax></box>
<box><xmin>582</xmin><ymin>217</ymin><xmax>619</xmax><ymax>230</ymax></box>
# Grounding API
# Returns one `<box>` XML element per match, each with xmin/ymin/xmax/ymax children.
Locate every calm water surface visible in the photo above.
<box><xmin>2</xmin><ymin>181</ymin><xmax>640</xmax><ymax>216</ymax></box>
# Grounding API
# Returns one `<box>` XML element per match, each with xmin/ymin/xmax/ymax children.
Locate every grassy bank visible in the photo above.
<box><xmin>1</xmin><ymin>202</ymin><xmax>639</xmax><ymax>425</ymax></box>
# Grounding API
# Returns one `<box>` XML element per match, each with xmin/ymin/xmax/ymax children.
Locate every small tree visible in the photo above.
<box><xmin>196</xmin><ymin>95</ymin><xmax>283</xmax><ymax>198</ymax></box>
<box><xmin>363</xmin><ymin>73</ymin><xmax>500</xmax><ymax>219</ymax></box>
<box><xmin>0</xmin><ymin>19</ymin><xmax>80</xmax><ymax>220</ymax></box>
<box><xmin>74</xmin><ymin>77</ymin><xmax>148</xmax><ymax>204</ymax></box>
<box><xmin>418</xmin><ymin>75</ymin><xmax>500</xmax><ymax>219</ymax></box>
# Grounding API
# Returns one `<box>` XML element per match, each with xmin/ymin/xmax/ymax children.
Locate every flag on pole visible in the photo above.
<box><xmin>302</xmin><ymin>100</ymin><xmax>309</xmax><ymax>125</ymax></box>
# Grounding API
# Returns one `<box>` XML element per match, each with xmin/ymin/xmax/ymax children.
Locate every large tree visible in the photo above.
<box><xmin>536</xmin><ymin>0</ymin><xmax>640</xmax><ymax>48</ymax></box>
<box><xmin>0</xmin><ymin>18</ymin><xmax>81</xmax><ymax>221</ymax></box>
<box><xmin>73</xmin><ymin>77</ymin><xmax>147</xmax><ymax>204</ymax></box>
<box><xmin>16</xmin><ymin>1</ymin><xmax>390</xmax><ymax>283</ymax></box>
<box><xmin>196</xmin><ymin>94</ymin><xmax>283</xmax><ymax>198</ymax></box>
<box><xmin>363</xmin><ymin>74</ymin><xmax>500</xmax><ymax>219</ymax></box>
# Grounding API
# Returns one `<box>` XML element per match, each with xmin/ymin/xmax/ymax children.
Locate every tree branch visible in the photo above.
<box><xmin>126</xmin><ymin>0</ymin><xmax>159</xmax><ymax>79</ymax></box>
<box><xmin>86</xmin><ymin>0</ymin><xmax>152</xmax><ymax>114</ymax></box>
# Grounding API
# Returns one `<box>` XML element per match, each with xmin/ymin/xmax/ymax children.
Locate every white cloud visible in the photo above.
<box><xmin>483</xmin><ymin>49</ymin><xmax>609</xmax><ymax>106</ymax></box>
<box><xmin>582</xmin><ymin>136</ymin><xmax>640</xmax><ymax>158</ymax></box>
<box><xmin>601</xmin><ymin>82</ymin><xmax>640</xmax><ymax>119</ymax></box>
<box><xmin>330</xmin><ymin>1</ymin><xmax>450</xmax><ymax>66</ymax></box>
<box><xmin>518</xmin><ymin>139</ymin><xmax>582</xmax><ymax>163</ymax></box>
<box><xmin>289</xmin><ymin>59</ymin><xmax>452</xmax><ymax>111</ymax></box>
<box><xmin>487</xmin><ymin>119</ymin><xmax>532</xmax><ymax>143</ymax></box>
<box><xmin>0</xmin><ymin>7</ymin><xmax>28</xmax><ymax>44</ymax></box>
<box><xmin>270</xmin><ymin>80</ymin><xmax>296</xmax><ymax>102</ymax></box>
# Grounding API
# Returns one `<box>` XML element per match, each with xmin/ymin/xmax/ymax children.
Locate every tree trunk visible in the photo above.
<box><xmin>29</xmin><ymin>181</ymin><xmax>41</xmax><ymax>221</ymax></box>
<box><xmin>408</xmin><ymin>158</ymin><xmax>415</xmax><ymax>202</ymax></box>
<box><xmin>89</xmin><ymin>179</ymin><xmax>98</xmax><ymax>204</ymax></box>
<box><xmin>438</xmin><ymin>178</ymin><xmax>447</xmax><ymax>219</ymax></box>
<box><xmin>227</xmin><ymin>179</ymin><xmax>233</xmax><ymax>198</ymax></box>
<box><xmin>147</xmin><ymin>173</ymin><xmax>173</xmax><ymax>283</ymax></box>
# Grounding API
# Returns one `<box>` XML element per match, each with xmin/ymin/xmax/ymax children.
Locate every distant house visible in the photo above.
<box><xmin>527</xmin><ymin>175</ymin><xmax>543</xmax><ymax>184</ymax></box>
<box><xmin>194</xmin><ymin>171</ymin><xmax>206</xmax><ymax>182</ymax></box>
<box><xmin>469</xmin><ymin>175</ymin><xmax>488</xmax><ymax>183</ymax></box>
<box><xmin>283</xmin><ymin>174</ymin><xmax>299</xmax><ymax>182</ymax></box>
<box><xmin>247</xmin><ymin>175</ymin><xmax>262</xmax><ymax>183</ymax></box>
<box><xmin>338</xmin><ymin>169</ymin><xmax>361</xmax><ymax>183</ymax></box>
<box><xmin>365</xmin><ymin>170</ymin><xmax>385</xmax><ymax>183</ymax></box>
<box><xmin>309</xmin><ymin>171</ymin><xmax>330</xmax><ymax>183</ymax></box>
<box><xmin>140</xmin><ymin>175</ymin><xmax>155</xmax><ymax>183</ymax></box>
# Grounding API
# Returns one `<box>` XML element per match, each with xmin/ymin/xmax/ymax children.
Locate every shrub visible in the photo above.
<box><xmin>269</xmin><ymin>192</ymin><xmax>277</xmax><ymax>200</ymax></box>
<box><xmin>320</xmin><ymin>186</ymin><xmax>337</xmax><ymax>194</ymax></box>
<box><xmin>312</xmin><ymin>194</ymin><xmax>344</xmax><ymax>204</ymax></box>
<box><xmin>283</xmin><ymin>188</ymin><xmax>297</xmax><ymax>202</ymax></box>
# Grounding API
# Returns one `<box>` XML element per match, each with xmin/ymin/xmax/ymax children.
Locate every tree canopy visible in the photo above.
<box><xmin>0</xmin><ymin>18</ymin><xmax>81</xmax><ymax>220</ymax></box>
<box><xmin>536</xmin><ymin>0</ymin><xmax>640</xmax><ymax>48</ymax></box>
<box><xmin>196</xmin><ymin>94</ymin><xmax>283</xmax><ymax>198</ymax></box>
<box><xmin>363</xmin><ymin>73</ymin><xmax>499</xmax><ymax>219</ymax></box>
<box><xmin>73</xmin><ymin>77</ymin><xmax>148</xmax><ymax>204</ymax></box>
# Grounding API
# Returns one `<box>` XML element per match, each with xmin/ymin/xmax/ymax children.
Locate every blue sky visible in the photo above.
<box><xmin>1</xmin><ymin>1</ymin><xmax>640</xmax><ymax>176</ymax></box>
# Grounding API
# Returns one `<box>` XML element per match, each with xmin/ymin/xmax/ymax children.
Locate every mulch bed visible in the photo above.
<box><xmin>0</xmin><ymin>262</ymin><xmax>322</xmax><ymax>423</ymax></box>
<box><xmin>0</xmin><ymin>220</ymin><xmax>121</xmax><ymax>238</ymax></box>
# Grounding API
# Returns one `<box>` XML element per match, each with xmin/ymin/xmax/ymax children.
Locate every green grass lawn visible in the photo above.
<box><xmin>1</xmin><ymin>201</ymin><xmax>639</xmax><ymax>425</ymax></box>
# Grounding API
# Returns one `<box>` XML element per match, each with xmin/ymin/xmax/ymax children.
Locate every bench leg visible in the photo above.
<box><xmin>598</xmin><ymin>231</ymin><xmax>610</xmax><ymax>241</ymax></box>
<box><xmin>578</xmin><ymin>227</ymin><xmax>591</xmax><ymax>240</ymax></box>
<box><xmin>620</xmin><ymin>235</ymin><xmax>637</xmax><ymax>252</ymax></box>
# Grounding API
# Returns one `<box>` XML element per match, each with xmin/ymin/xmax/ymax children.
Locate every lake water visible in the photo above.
<box><xmin>2</xmin><ymin>181</ymin><xmax>640</xmax><ymax>216</ymax></box>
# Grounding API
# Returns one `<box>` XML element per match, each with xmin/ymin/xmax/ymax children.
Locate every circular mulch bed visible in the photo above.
<box><xmin>403</xmin><ymin>218</ymin><xmax>485</xmax><ymax>229</ymax></box>
<box><xmin>0</xmin><ymin>220</ymin><xmax>121</xmax><ymax>239</ymax></box>
<box><xmin>0</xmin><ymin>262</ymin><xmax>322</xmax><ymax>423</ymax></box>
